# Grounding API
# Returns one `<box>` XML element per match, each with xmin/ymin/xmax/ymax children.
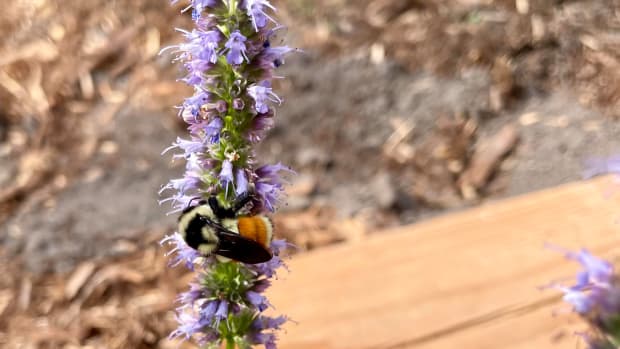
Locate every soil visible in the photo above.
<box><xmin>1</xmin><ymin>0</ymin><xmax>620</xmax><ymax>347</ymax></box>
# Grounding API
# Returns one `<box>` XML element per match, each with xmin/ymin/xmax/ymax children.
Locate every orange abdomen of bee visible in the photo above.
<box><xmin>237</xmin><ymin>216</ymin><xmax>273</xmax><ymax>248</ymax></box>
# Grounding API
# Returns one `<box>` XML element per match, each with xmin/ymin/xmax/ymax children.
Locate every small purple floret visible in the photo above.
<box><xmin>246</xmin><ymin>290</ymin><xmax>270</xmax><ymax>311</ymax></box>
<box><xmin>214</xmin><ymin>300</ymin><xmax>229</xmax><ymax>324</ymax></box>
<box><xmin>233</xmin><ymin>98</ymin><xmax>245</xmax><ymax>110</ymax></box>
<box><xmin>177</xmin><ymin>282</ymin><xmax>203</xmax><ymax>307</ymax></box>
<box><xmin>244</xmin><ymin>0</ymin><xmax>277</xmax><ymax>31</ymax></box>
<box><xmin>169</xmin><ymin>311</ymin><xmax>204</xmax><ymax>340</ymax></box>
<box><xmin>162</xmin><ymin>136</ymin><xmax>206</xmax><ymax>159</ymax></box>
<box><xmin>200</xmin><ymin>300</ymin><xmax>219</xmax><ymax>323</ymax></box>
<box><xmin>182</xmin><ymin>90</ymin><xmax>210</xmax><ymax>120</ymax></box>
<box><xmin>565</xmin><ymin>249</ymin><xmax>614</xmax><ymax>286</ymax></box>
<box><xmin>205</xmin><ymin>117</ymin><xmax>223</xmax><ymax>143</ymax></box>
<box><xmin>247</xmin><ymin>81</ymin><xmax>281</xmax><ymax>114</ymax></box>
<box><xmin>550</xmin><ymin>245</ymin><xmax>620</xmax><ymax>336</ymax></box>
<box><xmin>235</xmin><ymin>168</ymin><xmax>249</xmax><ymax>196</ymax></box>
<box><xmin>583</xmin><ymin>155</ymin><xmax>620</xmax><ymax>179</ymax></box>
<box><xmin>254</xmin><ymin>163</ymin><xmax>293</xmax><ymax>211</ymax></box>
<box><xmin>224</xmin><ymin>31</ymin><xmax>248</xmax><ymax>65</ymax></box>
<box><xmin>219</xmin><ymin>160</ymin><xmax>234</xmax><ymax>192</ymax></box>
<box><xmin>160</xmin><ymin>233</ymin><xmax>200</xmax><ymax>271</ymax></box>
<box><xmin>247</xmin><ymin>112</ymin><xmax>274</xmax><ymax>143</ymax></box>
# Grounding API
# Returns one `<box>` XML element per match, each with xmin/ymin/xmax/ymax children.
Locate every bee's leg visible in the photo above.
<box><xmin>208</xmin><ymin>196</ymin><xmax>235</xmax><ymax>218</ymax></box>
<box><xmin>232</xmin><ymin>191</ymin><xmax>253</xmax><ymax>212</ymax></box>
<box><xmin>208</xmin><ymin>193</ymin><xmax>254</xmax><ymax>218</ymax></box>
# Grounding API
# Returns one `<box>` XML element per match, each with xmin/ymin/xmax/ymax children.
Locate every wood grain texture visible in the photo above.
<box><xmin>267</xmin><ymin>176</ymin><xmax>620</xmax><ymax>349</ymax></box>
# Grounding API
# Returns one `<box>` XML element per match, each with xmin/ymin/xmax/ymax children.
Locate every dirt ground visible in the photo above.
<box><xmin>1</xmin><ymin>0</ymin><xmax>620</xmax><ymax>348</ymax></box>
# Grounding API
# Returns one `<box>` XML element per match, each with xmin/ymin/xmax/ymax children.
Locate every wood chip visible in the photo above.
<box><xmin>544</xmin><ymin>115</ymin><xmax>569</xmax><ymax>128</ymax></box>
<box><xmin>383</xmin><ymin>117</ymin><xmax>415</xmax><ymax>164</ymax></box>
<box><xmin>0</xmin><ymin>290</ymin><xmax>13</xmax><ymax>316</ymax></box>
<box><xmin>65</xmin><ymin>261</ymin><xmax>96</xmax><ymax>301</ymax></box>
<box><xmin>78</xmin><ymin>264</ymin><xmax>145</xmax><ymax>304</ymax></box>
<box><xmin>0</xmin><ymin>40</ymin><xmax>59</xmax><ymax>66</ymax></box>
<box><xmin>489</xmin><ymin>57</ymin><xmax>515</xmax><ymax>112</ymax></box>
<box><xmin>365</xmin><ymin>0</ymin><xmax>414</xmax><ymax>28</ymax></box>
<box><xmin>369</xmin><ymin>42</ymin><xmax>385</xmax><ymax>65</ymax></box>
<box><xmin>329</xmin><ymin>218</ymin><xmax>367</xmax><ymax>244</ymax></box>
<box><xmin>458</xmin><ymin>124</ymin><xmax>520</xmax><ymax>194</ymax></box>
<box><xmin>519</xmin><ymin>112</ymin><xmax>539</xmax><ymax>126</ymax></box>
<box><xmin>79</xmin><ymin>70</ymin><xmax>95</xmax><ymax>100</ymax></box>
<box><xmin>516</xmin><ymin>0</ymin><xmax>529</xmax><ymax>14</ymax></box>
<box><xmin>143</xmin><ymin>27</ymin><xmax>161</xmax><ymax>59</ymax></box>
<box><xmin>18</xmin><ymin>277</ymin><xmax>32</xmax><ymax>311</ymax></box>
<box><xmin>531</xmin><ymin>14</ymin><xmax>545</xmax><ymax>41</ymax></box>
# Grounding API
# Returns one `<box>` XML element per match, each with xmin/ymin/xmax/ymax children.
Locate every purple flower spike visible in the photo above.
<box><xmin>248</xmin><ymin>81</ymin><xmax>281</xmax><ymax>114</ymax></box>
<box><xmin>245</xmin><ymin>0</ymin><xmax>277</xmax><ymax>31</ymax></box>
<box><xmin>224</xmin><ymin>31</ymin><xmax>248</xmax><ymax>65</ymax></box>
<box><xmin>163</xmin><ymin>1</ymin><xmax>294</xmax><ymax>346</ymax></box>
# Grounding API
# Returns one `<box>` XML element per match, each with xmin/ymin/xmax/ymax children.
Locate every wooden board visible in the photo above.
<box><xmin>267</xmin><ymin>176</ymin><xmax>620</xmax><ymax>349</ymax></box>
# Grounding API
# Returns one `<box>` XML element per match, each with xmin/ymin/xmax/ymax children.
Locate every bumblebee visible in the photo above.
<box><xmin>178</xmin><ymin>193</ymin><xmax>273</xmax><ymax>264</ymax></box>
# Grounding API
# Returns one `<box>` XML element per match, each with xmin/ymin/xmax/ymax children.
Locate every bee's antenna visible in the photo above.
<box><xmin>181</xmin><ymin>196</ymin><xmax>207</xmax><ymax>214</ymax></box>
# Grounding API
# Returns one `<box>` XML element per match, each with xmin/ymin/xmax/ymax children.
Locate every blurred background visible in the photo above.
<box><xmin>1</xmin><ymin>0</ymin><xmax>620</xmax><ymax>347</ymax></box>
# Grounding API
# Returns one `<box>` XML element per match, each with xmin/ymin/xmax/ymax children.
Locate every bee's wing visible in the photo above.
<box><xmin>215</xmin><ymin>228</ymin><xmax>273</xmax><ymax>264</ymax></box>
